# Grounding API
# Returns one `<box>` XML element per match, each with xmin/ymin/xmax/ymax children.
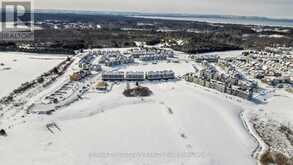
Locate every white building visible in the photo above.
<box><xmin>146</xmin><ymin>70</ymin><xmax>175</xmax><ymax>80</ymax></box>
<box><xmin>125</xmin><ymin>72</ymin><xmax>145</xmax><ymax>81</ymax></box>
<box><xmin>102</xmin><ymin>71</ymin><xmax>125</xmax><ymax>81</ymax></box>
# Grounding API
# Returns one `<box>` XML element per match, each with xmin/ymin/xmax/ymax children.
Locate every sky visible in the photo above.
<box><xmin>34</xmin><ymin>0</ymin><xmax>293</xmax><ymax>19</ymax></box>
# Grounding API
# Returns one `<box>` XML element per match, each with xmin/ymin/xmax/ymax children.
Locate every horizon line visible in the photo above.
<box><xmin>1</xmin><ymin>7</ymin><xmax>293</xmax><ymax>21</ymax></box>
<box><xmin>31</xmin><ymin>8</ymin><xmax>293</xmax><ymax>21</ymax></box>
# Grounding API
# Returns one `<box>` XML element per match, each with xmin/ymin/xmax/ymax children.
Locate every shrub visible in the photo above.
<box><xmin>123</xmin><ymin>86</ymin><xmax>152</xmax><ymax>97</ymax></box>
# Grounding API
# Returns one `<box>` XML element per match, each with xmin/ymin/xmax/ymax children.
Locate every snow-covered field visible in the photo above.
<box><xmin>0</xmin><ymin>49</ymin><xmax>292</xmax><ymax>165</ymax></box>
<box><xmin>195</xmin><ymin>50</ymin><xmax>244</xmax><ymax>58</ymax></box>
<box><xmin>243</xmin><ymin>90</ymin><xmax>293</xmax><ymax>160</ymax></box>
<box><xmin>0</xmin><ymin>52</ymin><xmax>66</xmax><ymax>98</ymax></box>
<box><xmin>0</xmin><ymin>81</ymin><xmax>257</xmax><ymax>165</ymax></box>
<box><xmin>259</xmin><ymin>90</ymin><xmax>293</xmax><ymax>122</ymax></box>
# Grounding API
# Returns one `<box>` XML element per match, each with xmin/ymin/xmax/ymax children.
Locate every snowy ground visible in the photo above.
<box><xmin>0</xmin><ymin>81</ymin><xmax>257</xmax><ymax>165</ymax></box>
<box><xmin>258</xmin><ymin>90</ymin><xmax>293</xmax><ymax>122</ymax></box>
<box><xmin>243</xmin><ymin>89</ymin><xmax>293</xmax><ymax>160</ymax></box>
<box><xmin>0</xmin><ymin>52</ymin><xmax>67</xmax><ymax>98</ymax></box>
<box><xmin>0</xmin><ymin>48</ymin><xmax>292</xmax><ymax>165</ymax></box>
<box><xmin>194</xmin><ymin>50</ymin><xmax>244</xmax><ymax>58</ymax></box>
